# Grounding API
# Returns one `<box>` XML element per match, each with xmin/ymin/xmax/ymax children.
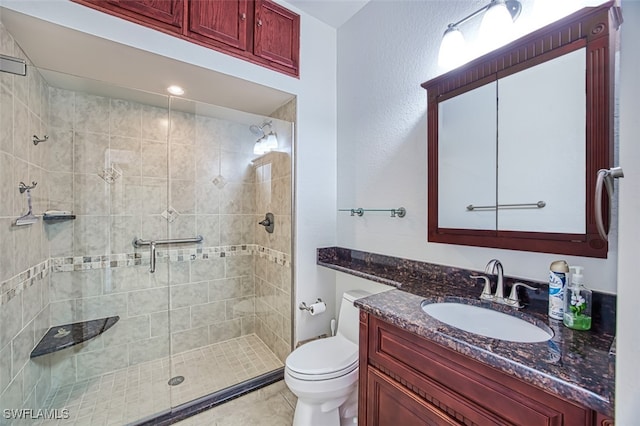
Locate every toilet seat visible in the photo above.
<box><xmin>286</xmin><ymin>336</ymin><xmax>358</xmax><ymax>381</ymax></box>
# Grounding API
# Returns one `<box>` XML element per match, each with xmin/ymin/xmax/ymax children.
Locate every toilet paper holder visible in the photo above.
<box><xmin>299</xmin><ymin>298</ymin><xmax>324</xmax><ymax>312</ymax></box>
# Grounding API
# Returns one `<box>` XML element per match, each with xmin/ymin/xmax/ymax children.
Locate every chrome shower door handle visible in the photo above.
<box><xmin>149</xmin><ymin>241</ymin><xmax>156</xmax><ymax>273</ymax></box>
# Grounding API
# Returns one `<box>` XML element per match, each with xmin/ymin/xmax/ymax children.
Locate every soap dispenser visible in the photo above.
<box><xmin>563</xmin><ymin>266</ymin><xmax>592</xmax><ymax>330</ymax></box>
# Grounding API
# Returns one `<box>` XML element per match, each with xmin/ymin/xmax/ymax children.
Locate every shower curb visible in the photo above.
<box><xmin>130</xmin><ymin>368</ymin><xmax>285</xmax><ymax>426</ymax></box>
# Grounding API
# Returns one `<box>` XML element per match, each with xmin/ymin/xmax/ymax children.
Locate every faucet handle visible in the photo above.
<box><xmin>506</xmin><ymin>282</ymin><xmax>538</xmax><ymax>308</ymax></box>
<box><xmin>470</xmin><ymin>275</ymin><xmax>494</xmax><ymax>301</ymax></box>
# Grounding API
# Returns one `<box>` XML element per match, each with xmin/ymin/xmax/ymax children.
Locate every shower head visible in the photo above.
<box><xmin>249</xmin><ymin>124</ymin><xmax>263</xmax><ymax>136</ymax></box>
<box><xmin>249</xmin><ymin>120</ymin><xmax>273</xmax><ymax>137</ymax></box>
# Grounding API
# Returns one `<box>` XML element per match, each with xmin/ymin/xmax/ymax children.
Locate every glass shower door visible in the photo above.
<box><xmin>165</xmin><ymin>96</ymin><xmax>293</xmax><ymax>409</ymax></box>
<box><xmin>20</xmin><ymin>67</ymin><xmax>176</xmax><ymax>424</ymax></box>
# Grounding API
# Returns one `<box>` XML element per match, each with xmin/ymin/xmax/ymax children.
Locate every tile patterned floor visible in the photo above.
<box><xmin>33</xmin><ymin>335</ymin><xmax>283</xmax><ymax>426</ymax></box>
<box><xmin>173</xmin><ymin>380</ymin><xmax>296</xmax><ymax>426</ymax></box>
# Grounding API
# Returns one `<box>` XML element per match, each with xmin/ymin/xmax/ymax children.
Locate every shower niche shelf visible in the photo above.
<box><xmin>30</xmin><ymin>316</ymin><xmax>119</xmax><ymax>358</ymax></box>
<box><xmin>43</xmin><ymin>213</ymin><xmax>76</xmax><ymax>222</ymax></box>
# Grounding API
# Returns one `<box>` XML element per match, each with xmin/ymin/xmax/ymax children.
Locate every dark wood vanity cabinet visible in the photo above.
<box><xmin>359</xmin><ymin>312</ymin><xmax>614</xmax><ymax>426</ymax></box>
<box><xmin>71</xmin><ymin>0</ymin><xmax>300</xmax><ymax>76</ymax></box>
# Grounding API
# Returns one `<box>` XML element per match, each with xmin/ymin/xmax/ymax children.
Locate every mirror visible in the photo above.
<box><xmin>422</xmin><ymin>2</ymin><xmax>621</xmax><ymax>258</ymax></box>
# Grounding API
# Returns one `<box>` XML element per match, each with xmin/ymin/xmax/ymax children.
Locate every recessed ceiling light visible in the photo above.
<box><xmin>167</xmin><ymin>85</ymin><xmax>185</xmax><ymax>96</ymax></box>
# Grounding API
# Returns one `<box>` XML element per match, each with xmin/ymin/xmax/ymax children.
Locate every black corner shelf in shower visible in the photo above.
<box><xmin>30</xmin><ymin>316</ymin><xmax>119</xmax><ymax>358</ymax></box>
<box><xmin>43</xmin><ymin>214</ymin><xmax>76</xmax><ymax>222</ymax></box>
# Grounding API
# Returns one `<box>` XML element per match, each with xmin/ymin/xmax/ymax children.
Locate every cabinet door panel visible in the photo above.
<box><xmin>366</xmin><ymin>368</ymin><xmax>460</xmax><ymax>426</ymax></box>
<box><xmin>438</xmin><ymin>81</ymin><xmax>497</xmax><ymax>230</ymax></box>
<box><xmin>254</xmin><ymin>0</ymin><xmax>299</xmax><ymax>73</ymax></box>
<box><xmin>497</xmin><ymin>48</ymin><xmax>586</xmax><ymax>233</ymax></box>
<box><xmin>189</xmin><ymin>0</ymin><xmax>248</xmax><ymax>50</ymax></box>
<box><xmin>105</xmin><ymin>0</ymin><xmax>183</xmax><ymax>29</ymax></box>
<box><xmin>368</xmin><ymin>316</ymin><xmax>590</xmax><ymax>426</ymax></box>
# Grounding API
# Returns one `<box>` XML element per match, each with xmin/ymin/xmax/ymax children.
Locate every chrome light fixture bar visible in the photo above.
<box><xmin>438</xmin><ymin>0</ymin><xmax>522</xmax><ymax>69</ymax></box>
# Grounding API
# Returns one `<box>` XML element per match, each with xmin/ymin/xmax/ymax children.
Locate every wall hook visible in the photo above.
<box><xmin>32</xmin><ymin>135</ymin><xmax>49</xmax><ymax>145</ymax></box>
<box><xmin>19</xmin><ymin>181</ymin><xmax>37</xmax><ymax>193</ymax></box>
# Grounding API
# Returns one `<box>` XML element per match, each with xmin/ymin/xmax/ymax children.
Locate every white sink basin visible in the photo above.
<box><xmin>421</xmin><ymin>302</ymin><xmax>553</xmax><ymax>343</ymax></box>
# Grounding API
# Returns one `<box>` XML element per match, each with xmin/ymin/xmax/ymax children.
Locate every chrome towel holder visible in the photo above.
<box><xmin>338</xmin><ymin>207</ymin><xmax>406</xmax><ymax>218</ymax></box>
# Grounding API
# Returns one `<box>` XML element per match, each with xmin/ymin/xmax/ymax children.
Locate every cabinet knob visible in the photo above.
<box><xmin>241</xmin><ymin>13</ymin><xmax>246</xmax><ymax>20</ymax></box>
<box><xmin>257</xmin><ymin>19</ymin><xmax>263</xmax><ymax>27</ymax></box>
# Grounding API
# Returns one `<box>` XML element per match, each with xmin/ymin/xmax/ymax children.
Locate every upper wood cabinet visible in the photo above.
<box><xmin>71</xmin><ymin>0</ymin><xmax>300</xmax><ymax>77</ymax></box>
<box><xmin>76</xmin><ymin>0</ymin><xmax>185</xmax><ymax>33</ymax></box>
<box><xmin>188</xmin><ymin>0</ymin><xmax>249</xmax><ymax>51</ymax></box>
<box><xmin>254</xmin><ymin>0</ymin><xmax>300</xmax><ymax>72</ymax></box>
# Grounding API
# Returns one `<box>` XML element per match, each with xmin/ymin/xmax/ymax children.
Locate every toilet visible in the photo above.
<box><xmin>285</xmin><ymin>290</ymin><xmax>371</xmax><ymax>426</ymax></box>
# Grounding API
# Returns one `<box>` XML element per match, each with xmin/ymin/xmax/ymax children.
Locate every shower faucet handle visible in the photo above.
<box><xmin>259</xmin><ymin>213</ymin><xmax>275</xmax><ymax>233</ymax></box>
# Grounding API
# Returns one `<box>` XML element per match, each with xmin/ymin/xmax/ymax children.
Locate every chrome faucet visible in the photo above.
<box><xmin>485</xmin><ymin>259</ymin><xmax>504</xmax><ymax>300</ymax></box>
<box><xmin>470</xmin><ymin>259</ymin><xmax>537</xmax><ymax>308</ymax></box>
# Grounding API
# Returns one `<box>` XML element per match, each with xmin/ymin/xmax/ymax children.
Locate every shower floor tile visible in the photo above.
<box><xmin>173</xmin><ymin>380</ymin><xmax>296</xmax><ymax>426</ymax></box>
<box><xmin>34</xmin><ymin>335</ymin><xmax>283</xmax><ymax>426</ymax></box>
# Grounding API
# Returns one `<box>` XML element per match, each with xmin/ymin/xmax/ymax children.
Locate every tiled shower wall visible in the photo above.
<box><xmin>0</xmin><ymin>22</ymin><xmax>53</xmax><ymax>413</ymax></box>
<box><xmin>1</xmin><ymin>19</ymin><xmax>293</xmax><ymax>413</ymax></box>
<box><xmin>44</xmin><ymin>87</ymin><xmax>293</xmax><ymax>387</ymax></box>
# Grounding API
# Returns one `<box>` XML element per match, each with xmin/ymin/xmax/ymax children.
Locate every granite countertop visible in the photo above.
<box><xmin>318</xmin><ymin>247</ymin><xmax>615</xmax><ymax>417</ymax></box>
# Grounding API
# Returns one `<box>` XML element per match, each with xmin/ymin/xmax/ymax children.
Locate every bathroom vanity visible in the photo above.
<box><xmin>358</xmin><ymin>309</ymin><xmax>612</xmax><ymax>425</ymax></box>
<box><xmin>317</xmin><ymin>247</ymin><xmax>616</xmax><ymax>425</ymax></box>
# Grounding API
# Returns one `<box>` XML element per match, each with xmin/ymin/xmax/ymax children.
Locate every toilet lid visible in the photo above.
<box><xmin>286</xmin><ymin>336</ymin><xmax>358</xmax><ymax>380</ymax></box>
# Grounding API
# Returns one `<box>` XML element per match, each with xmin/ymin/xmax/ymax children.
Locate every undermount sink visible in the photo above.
<box><xmin>421</xmin><ymin>301</ymin><xmax>553</xmax><ymax>343</ymax></box>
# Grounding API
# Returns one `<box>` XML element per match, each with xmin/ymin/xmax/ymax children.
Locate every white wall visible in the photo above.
<box><xmin>0</xmin><ymin>0</ymin><xmax>338</xmax><ymax>343</ymax></box>
<box><xmin>615</xmin><ymin>0</ymin><xmax>640</xmax><ymax>421</ymax></box>
<box><xmin>336</xmin><ymin>0</ymin><xmax>618</xmax><ymax>294</ymax></box>
<box><xmin>337</xmin><ymin>0</ymin><xmax>638</xmax><ymax>420</ymax></box>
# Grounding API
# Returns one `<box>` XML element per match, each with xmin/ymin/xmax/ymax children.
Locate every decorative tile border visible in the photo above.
<box><xmin>1</xmin><ymin>259</ymin><xmax>50</xmax><ymax>305</ymax></box>
<box><xmin>0</xmin><ymin>245</ymin><xmax>290</xmax><ymax>307</ymax></box>
<box><xmin>51</xmin><ymin>244</ymin><xmax>290</xmax><ymax>273</ymax></box>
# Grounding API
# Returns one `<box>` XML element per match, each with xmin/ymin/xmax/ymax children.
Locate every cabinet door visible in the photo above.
<box><xmin>438</xmin><ymin>81</ymin><xmax>497</xmax><ymax>231</ymax></box>
<box><xmin>254</xmin><ymin>0</ymin><xmax>300</xmax><ymax>74</ymax></box>
<box><xmin>100</xmin><ymin>0</ymin><xmax>183</xmax><ymax>31</ymax></box>
<box><xmin>188</xmin><ymin>0</ymin><xmax>249</xmax><ymax>50</ymax></box>
<box><xmin>366</xmin><ymin>368</ymin><xmax>460</xmax><ymax>426</ymax></box>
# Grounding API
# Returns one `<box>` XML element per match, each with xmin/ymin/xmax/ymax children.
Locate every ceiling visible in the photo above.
<box><xmin>288</xmin><ymin>0</ymin><xmax>369</xmax><ymax>28</ymax></box>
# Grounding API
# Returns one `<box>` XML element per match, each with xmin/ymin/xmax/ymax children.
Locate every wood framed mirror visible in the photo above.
<box><xmin>422</xmin><ymin>1</ymin><xmax>622</xmax><ymax>258</ymax></box>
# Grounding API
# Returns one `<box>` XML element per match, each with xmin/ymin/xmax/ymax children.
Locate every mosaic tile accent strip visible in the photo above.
<box><xmin>1</xmin><ymin>245</ymin><xmax>290</xmax><ymax>307</ymax></box>
<box><xmin>51</xmin><ymin>244</ymin><xmax>291</xmax><ymax>273</ymax></box>
<box><xmin>0</xmin><ymin>259</ymin><xmax>50</xmax><ymax>306</ymax></box>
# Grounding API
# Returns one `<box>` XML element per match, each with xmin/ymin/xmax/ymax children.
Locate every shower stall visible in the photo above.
<box><xmin>0</xmin><ymin>17</ymin><xmax>294</xmax><ymax>424</ymax></box>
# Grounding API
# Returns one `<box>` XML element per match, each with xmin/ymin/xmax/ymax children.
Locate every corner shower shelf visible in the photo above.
<box><xmin>30</xmin><ymin>316</ymin><xmax>119</xmax><ymax>358</ymax></box>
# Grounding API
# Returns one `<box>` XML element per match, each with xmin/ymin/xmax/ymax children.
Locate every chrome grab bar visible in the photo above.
<box><xmin>466</xmin><ymin>201</ymin><xmax>546</xmax><ymax>211</ymax></box>
<box><xmin>132</xmin><ymin>235</ymin><xmax>203</xmax><ymax>248</ymax></box>
<box><xmin>149</xmin><ymin>241</ymin><xmax>156</xmax><ymax>273</ymax></box>
<box><xmin>132</xmin><ymin>235</ymin><xmax>203</xmax><ymax>273</ymax></box>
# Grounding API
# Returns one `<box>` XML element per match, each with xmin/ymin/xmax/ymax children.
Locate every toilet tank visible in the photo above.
<box><xmin>337</xmin><ymin>290</ymin><xmax>371</xmax><ymax>344</ymax></box>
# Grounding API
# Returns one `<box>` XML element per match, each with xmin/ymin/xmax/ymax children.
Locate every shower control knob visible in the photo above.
<box><xmin>259</xmin><ymin>213</ymin><xmax>275</xmax><ymax>233</ymax></box>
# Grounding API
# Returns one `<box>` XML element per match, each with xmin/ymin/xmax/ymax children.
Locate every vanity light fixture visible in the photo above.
<box><xmin>438</xmin><ymin>0</ymin><xmax>522</xmax><ymax>69</ymax></box>
<box><xmin>250</xmin><ymin>120</ymin><xmax>279</xmax><ymax>155</ymax></box>
<box><xmin>167</xmin><ymin>85</ymin><xmax>185</xmax><ymax>96</ymax></box>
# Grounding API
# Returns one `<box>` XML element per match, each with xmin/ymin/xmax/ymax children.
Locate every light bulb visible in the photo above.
<box><xmin>438</xmin><ymin>26</ymin><xmax>467</xmax><ymax>70</ymax></box>
<box><xmin>264</xmin><ymin>133</ymin><xmax>278</xmax><ymax>150</ymax></box>
<box><xmin>479</xmin><ymin>0</ymin><xmax>515</xmax><ymax>53</ymax></box>
<box><xmin>253</xmin><ymin>139</ymin><xmax>267</xmax><ymax>155</ymax></box>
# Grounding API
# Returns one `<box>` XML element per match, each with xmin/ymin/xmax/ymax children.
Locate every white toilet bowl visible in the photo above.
<box><xmin>285</xmin><ymin>290</ymin><xmax>370</xmax><ymax>426</ymax></box>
